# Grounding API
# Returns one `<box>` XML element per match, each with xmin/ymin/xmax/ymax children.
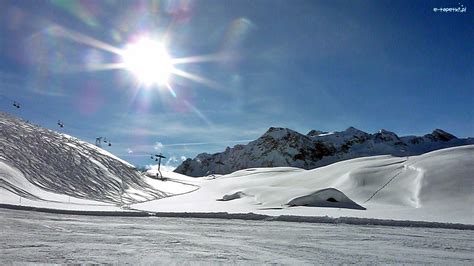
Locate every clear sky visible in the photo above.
<box><xmin>0</xmin><ymin>0</ymin><xmax>472</xmax><ymax>169</ymax></box>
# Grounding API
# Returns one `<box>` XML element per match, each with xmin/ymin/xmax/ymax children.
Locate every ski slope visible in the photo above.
<box><xmin>2</xmin><ymin>208</ymin><xmax>473</xmax><ymax>264</ymax></box>
<box><xmin>0</xmin><ymin>111</ymin><xmax>473</xmax><ymax>225</ymax></box>
<box><xmin>134</xmin><ymin>145</ymin><xmax>474</xmax><ymax>224</ymax></box>
<box><xmin>0</xmin><ymin>112</ymin><xmax>196</xmax><ymax>211</ymax></box>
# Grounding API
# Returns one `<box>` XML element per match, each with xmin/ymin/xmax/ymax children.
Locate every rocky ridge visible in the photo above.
<box><xmin>174</xmin><ymin>126</ymin><xmax>473</xmax><ymax>177</ymax></box>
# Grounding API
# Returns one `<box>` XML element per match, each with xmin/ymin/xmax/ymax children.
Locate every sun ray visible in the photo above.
<box><xmin>84</xmin><ymin>63</ymin><xmax>127</xmax><ymax>71</ymax></box>
<box><xmin>51</xmin><ymin>63</ymin><xmax>126</xmax><ymax>74</ymax></box>
<box><xmin>162</xmin><ymin>140</ymin><xmax>253</xmax><ymax>147</ymax></box>
<box><xmin>171</xmin><ymin>68</ymin><xmax>221</xmax><ymax>89</ymax></box>
<box><xmin>48</xmin><ymin>25</ymin><xmax>123</xmax><ymax>55</ymax></box>
<box><xmin>171</xmin><ymin>52</ymin><xmax>231</xmax><ymax>65</ymax></box>
<box><xmin>42</xmin><ymin>24</ymin><xmax>224</xmax><ymax>90</ymax></box>
<box><xmin>165</xmin><ymin>83</ymin><xmax>177</xmax><ymax>98</ymax></box>
<box><xmin>183</xmin><ymin>100</ymin><xmax>213</xmax><ymax>126</ymax></box>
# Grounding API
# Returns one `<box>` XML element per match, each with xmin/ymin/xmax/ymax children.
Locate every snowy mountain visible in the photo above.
<box><xmin>0</xmin><ymin>112</ymin><xmax>170</xmax><ymax>208</ymax></box>
<box><xmin>175</xmin><ymin>126</ymin><xmax>474</xmax><ymax>177</ymax></box>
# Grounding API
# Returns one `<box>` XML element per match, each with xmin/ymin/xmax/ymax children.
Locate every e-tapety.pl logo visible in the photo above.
<box><xmin>433</xmin><ymin>3</ymin><xmax>467</xmax><ymax>13</ymax></box>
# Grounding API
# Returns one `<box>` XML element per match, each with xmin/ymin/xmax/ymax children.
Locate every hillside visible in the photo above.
<box><xmin>137</xmin><ymin>145</ymin><xmax>474</xmax><ymax>224</ymax></box>
<box><xmin>0</xmin><ymin>112</ymin><xmax>174</xmax><ymax>209</ymax></box>
<box><xmin>174</xmin><ymin>126</ymin><xmax>474</xmax><ymax>177</ymax></box>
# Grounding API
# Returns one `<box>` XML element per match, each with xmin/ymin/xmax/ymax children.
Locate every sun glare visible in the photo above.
<box><xmin>121</xmin><ymin>38</ymin><xmax>173</xmax><ymax>86</ymax></box>
<box><xmin>50</xmin><ymin>25</ymin><xmax>221</xmax><ymax>89</ymax></box>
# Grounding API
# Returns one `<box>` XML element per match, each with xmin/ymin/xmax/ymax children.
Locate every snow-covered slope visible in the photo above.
<box><xmin>0</xmin><ymin>112</ymin><xmax>173</xmax><ymax>209</ymax></box>
<box><xmin>136</xmin><ymin>145</ymin><xmax>474</xmax><ymax>224</ymax></box>
<box><xmin>1</xmin><ymin>111</ymin><xmax>472</xmax><ymax>225</ymax></box>
<box><xmin>175</xmin><ymin>126</ymin><xmax>474</xmax><ymax>177</ymax></box>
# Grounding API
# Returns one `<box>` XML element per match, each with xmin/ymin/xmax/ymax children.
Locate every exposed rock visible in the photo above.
<box><xmin>175</xmin><ymin>126</ymin><xmax>473</xmax><ymax>177</ymax></box>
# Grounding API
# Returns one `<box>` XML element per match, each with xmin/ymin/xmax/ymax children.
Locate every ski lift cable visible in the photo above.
<box><xmin>0</xmin><ymin>93</ymin><xmax>84</xmax><ymax>131</ymax></box>
<box><xmin>1</xmin><ymin>98</ymin><xmax>119</xmax><ymax>151</ymax></box>
<box><xmin>1</xmin><ymin>93</ymin><xmax>164</xmax><ymax>157</ymax></box>
<box><xmin>2</xmin><ymin>97</ymin><xmax>107</xmax><ymax>149</ymax></box>
<box><xmin>2</xmin><ymin>96</ymin><xmax>128</xmax><ymax>155</ymax></box>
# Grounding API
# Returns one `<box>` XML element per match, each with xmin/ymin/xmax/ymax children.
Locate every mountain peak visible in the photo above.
<box><xmin>262</xmin><ymin>127</ymin><xmax>299</xmax><ymax>139</ymax></box>
<box><xmin>307</xmin><ymin>129</ymin><xmax>328</xmax><ymax>137</ymax></box>
<box><xmin>265</xmin><ymin>127</ymin><xmax>286</xmax><ymax>133</ymax></box>
<box><xmin>343</xmin><ymin>126</ymin><xmax>367</xmax><ymax>135</ymax></box>
<box><xmin>428</xmin><ymin>129</ymin><xmax>457</xmax><ymax>141</ymax></box>
<box><xmin>374</xmin><ymin>129</ymin><xmax>400</xmax><ymax>142</ymax></box>
<box><xmin>378</xmin><ymin>129</ymin><xmax>396</xmax><ymax>134</ymax></box>
<box><xmin>174</xmin><ymin>126</ymin><xmax>473</xmax><ymax>177</ymax></box>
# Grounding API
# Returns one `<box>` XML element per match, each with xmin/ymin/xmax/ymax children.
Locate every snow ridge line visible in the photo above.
<box><xmin>226</xmin><ymin>168</ymin><xmax>304</xmax><ymax>178</ymax></box>
<box><xmin>363</xmin><ymin>169</ymin><xmax>402</xmax><ymax>203</ymax></box>
<box><xmin>1</xmin><ymin>204</ymin><xmax>473</xmax><ymax>230</ymax></box>
<box><xmin>363</xmin><ymin>160</ymin><xmax>407</xmax><ymax>203</ymax></box>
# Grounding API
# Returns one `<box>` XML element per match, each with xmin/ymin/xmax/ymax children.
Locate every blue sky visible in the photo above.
<box><xmin>0</xmin><ymin>0</ymin><xmax>472</xmax><ymax>168</ymax></box>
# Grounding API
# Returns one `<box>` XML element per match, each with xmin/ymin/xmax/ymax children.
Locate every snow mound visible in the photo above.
<box><xmin>287</xmin><ymin>188</ymin><xmax>366</xmax><ymax>210</ymax></box>
<box><xmin>217</xmin><ymin>191</ymin><xmax>248</xmax><ymax>201</ymax></box>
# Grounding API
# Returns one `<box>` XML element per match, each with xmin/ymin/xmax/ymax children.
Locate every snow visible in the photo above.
<box><xmin>1</xmin><ymin>111</ymin><xmax>473</xmax><ymax>227</ymax></box>
<box><xmin>0</xmin><ymin>112</ymin><xmax>189</xmax><ymax>210</ymax></box>
<box><xmin>2</xmin><ymin>208</ymin><xmax>473</xmax><ymax>264</ymax></box>
<box><xmin>287</xmin><ymin>188</ymin><xmax>366</xmax><ymax>210</ymax></box>
<box><xmin>134</xmin><ymin>145</ymin><xmax>474</xmax><ymax>225</ymax></box>
<box><xmin>315</xmin><ymin>132</ymin><xmax>335</xmax><ymax>137</ymax></box>
<box><xmin>63</xmin><ymin>135</ymin><xmax>134</xmax><ymax>168</ymax></box>
<box><xmin>175</xmin><ymin>125</ymin><xmax>474</xmax><ymax>177</ymax></box>
<box><xmin>0</xmin><ymin>161</ymin><xmax>119</xmax><ymax>211</ymax></box>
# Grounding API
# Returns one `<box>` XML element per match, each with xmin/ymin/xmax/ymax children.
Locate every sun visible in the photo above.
<box><xmin>121</xmin><ymin>38</ymin><xmax>173</xmax><ymax>86</ymax></box>
<box><xmin>49</xmin><ymin>26</ymin><xmax>220</xmax><ymax>89</ymax></box>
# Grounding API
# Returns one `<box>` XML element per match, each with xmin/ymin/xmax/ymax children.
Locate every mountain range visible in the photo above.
<box><xmin>174</xmin><ymin>126</ymin><xmax>474</xmax><ymax>177</ymax></box>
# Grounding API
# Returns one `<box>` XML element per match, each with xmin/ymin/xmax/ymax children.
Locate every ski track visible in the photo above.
<box><xmin>1</xmin><ymin>208</ymin><xmax>473</xmax><ymax>264</ymax></box>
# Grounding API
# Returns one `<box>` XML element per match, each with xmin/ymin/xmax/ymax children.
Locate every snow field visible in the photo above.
<box><xmin>134</xmin><ymin>146</ymin><xmax>474</xmax><ymax>224</ymax></box>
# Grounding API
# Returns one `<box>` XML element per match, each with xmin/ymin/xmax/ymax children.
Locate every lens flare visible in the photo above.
<box><xmin>43</xmin><ymin>24</ymin><xmax>222</xmax><ymax>91</ymax></box>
